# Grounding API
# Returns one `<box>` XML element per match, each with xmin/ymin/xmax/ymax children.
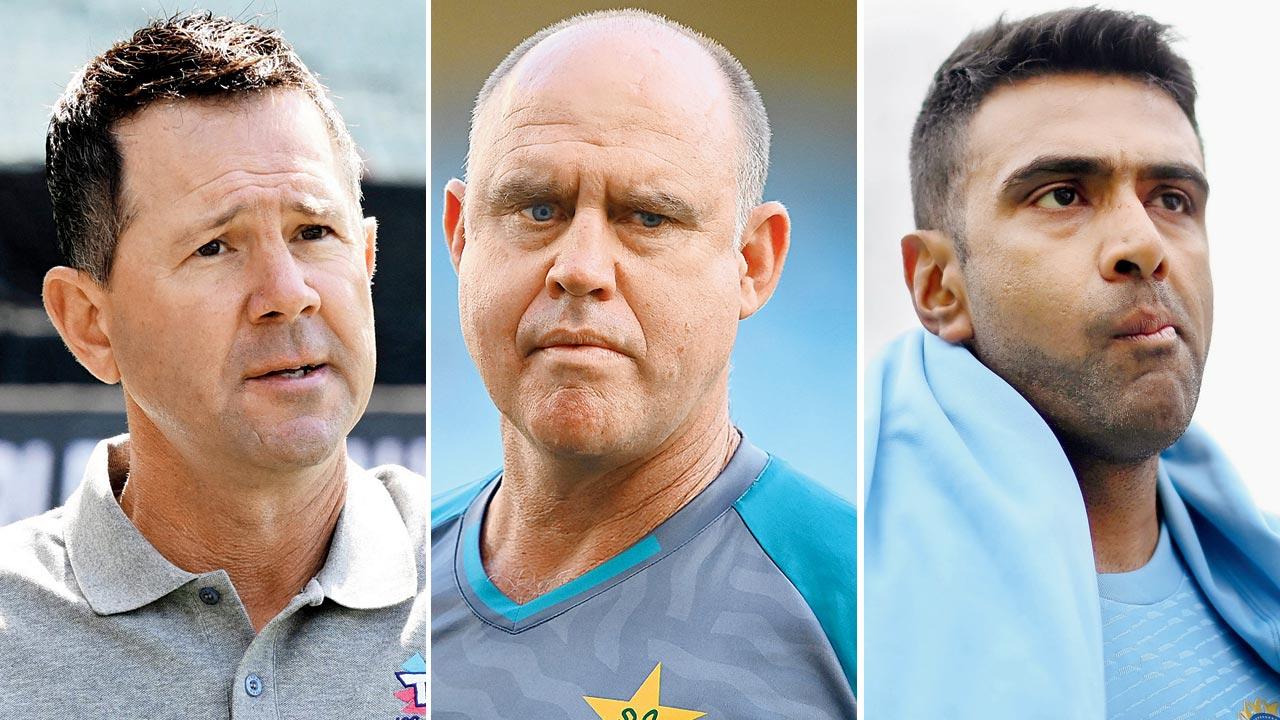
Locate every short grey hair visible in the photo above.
<box><xmin>467</xmin><ymin>9</ymin><xmax>770</xmax><ymax>230</ymax></box>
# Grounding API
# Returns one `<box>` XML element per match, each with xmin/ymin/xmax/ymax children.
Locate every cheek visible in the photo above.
<box><xmin>1178</xmin><ymin>247</ymin><xmax>1214</xmax><ymax>349</ymax></box>
<box><xmin>456</xmin><ymin>248</ymin><xmax>538</xmax><ymax>362</ymax></box>
<box><xmin>111</xmin><ymin>286</ymin><xmax>228</xmax><ymax>404</ymax></box>
<box><xmin>315</xmin><ymin>271</ymin><xmax>377</xmax><ymax>360</ymax></box>
<box><xmin>629</xmin><ymin>254</ymin><xmax>741</xmax><ymax>373</ymax></box>
<box><xmin>966</xmin><ymin>248</ymin><xmax>1091</xmax><ymax>353</ymax></box>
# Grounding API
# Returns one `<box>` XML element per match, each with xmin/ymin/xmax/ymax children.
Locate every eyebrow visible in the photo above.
<box><xmin>483</xmin><ymin>176</ymin><xmax>703</xmax><ymax>225</ymax></box>
<box><xmin>289</xmin><ymin>197</ymin><xmax>344</xmax><ymax>220</ymax></box>
<box><xmin>612</xmin><ymin>188</ymin><xmax>702</xmax><ymax>225</ymax></box>
<box><xmin>1000</xmin><ymin>154</ymin><xmax>1210</xmax><ymax>198</ymax></box>
<box><xmin>189</xmin><ymin>197</ymin><xmax>344</xmax><ymax>234</ymax></box>
<box><xmin>483</xmin><ymin>176</ymin><xmax>574</xmax><ymax>211</ymax></box>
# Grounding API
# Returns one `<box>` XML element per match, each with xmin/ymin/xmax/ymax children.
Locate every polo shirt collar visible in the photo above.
<box><xmin>64</xmin><ymin>435</ymin><xmax>197</xmax><ymax>615</ymax></box>
<box><xmin>316</xmin><ymin>460</ymin><xmax>417</xmax><ymax>609</ymax></box>
<box><xmin>65</xmin><ymin>435</ymin><xmax>416</xmax><ymax>615</ymax></box>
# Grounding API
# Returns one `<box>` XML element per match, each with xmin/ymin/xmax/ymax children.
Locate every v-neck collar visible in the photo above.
<box><xmin>452</xmin><ymin>439</ymin><xmax>769</xmax><ymax>633</ymax></box>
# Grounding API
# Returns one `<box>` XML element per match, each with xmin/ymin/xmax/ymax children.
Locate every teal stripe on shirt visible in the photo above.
<box><xmin>735</xmin><ymin>457</ymin><xmax>857</xmax><ymax>688</ymax></box>
<box><xmin>462</xmin><ymin>523</ymin><xmax>661</xmax><ymax>623</ymax></box>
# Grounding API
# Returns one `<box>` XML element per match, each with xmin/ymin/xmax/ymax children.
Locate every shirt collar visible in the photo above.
<box><xmin>64</xmin><ymin>435</ymin><xmax>197</xmax><ymax>615</ymax></box>
<box><xmin>64</xmin><ymin>435</ymin><xmax>416</xmax><ymax>615</ymax></box>
<box><xmin>316</xmin><ymin>460</ymin><xmax>418</xmax><ymax>609</ymax></box>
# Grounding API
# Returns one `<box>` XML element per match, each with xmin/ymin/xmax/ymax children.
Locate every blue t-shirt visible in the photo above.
<box><xmin>1100</xmin><ymin>525</ymin><xmax>1280</xmax><ymax>719</ymax></box>
<box><xmin>430</xmin><ymin>440</ymin><xmax>856</xmax><ymax>719</ymax></box>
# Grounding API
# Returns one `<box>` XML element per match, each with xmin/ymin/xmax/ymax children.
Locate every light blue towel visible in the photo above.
<box><xmin>865</xmin><ymin>328</ymin><xmax>1280</xmax><ymax>717</ymax></box>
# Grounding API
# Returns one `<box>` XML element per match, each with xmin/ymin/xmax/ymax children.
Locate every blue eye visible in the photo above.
<box><xmin>635</xmin><ymin>211</ymin><xmax>665</xmax><ymax>228</ymax></box>
<box><xmin>525</xmin><ymin>203</ymin><xmax>556</xmax><ymax>222</ymax></box>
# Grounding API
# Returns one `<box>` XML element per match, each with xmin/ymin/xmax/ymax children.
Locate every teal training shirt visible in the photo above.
<box><xmin>1100</xmin><ymin>524</ymin><xmax>1280</xmax><ymax>719</ymax></box>
<box><xmin>430</xmin><ymin>439</ymin><xmax>856</xmax><ymax>719</ymax></box>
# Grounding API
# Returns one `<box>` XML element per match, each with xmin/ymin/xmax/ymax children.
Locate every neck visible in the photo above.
<box><xmin>119</xmin><ymin>403</ymin><xmax>345</xmax><ymax>632</ymax></box>
<box><xmin>482</xmin><ymin>398</ymin><xmax>738</xmax><ymax>603</ymax></box>
<box><xmin>1068</xmin><ymin>451</ymin><xmax>1161</xmax><ymax>573</ymax></box>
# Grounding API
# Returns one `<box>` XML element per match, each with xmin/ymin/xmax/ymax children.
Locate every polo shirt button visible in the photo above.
<box><xmin>245</xmin><ymin>673</ymin><xmax>263</xmax><ymax>697</ymax></box>
<box><xmin>198</xmin><ymin>587</ymin><xmax>221</xmax><ymax>605</ymax></box>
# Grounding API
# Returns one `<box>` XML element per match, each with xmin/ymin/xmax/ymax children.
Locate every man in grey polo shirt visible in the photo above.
<box><xmin>0</xmin><ymin>14</ymin><xmax>425</xmax><ymax>718</ymax></box>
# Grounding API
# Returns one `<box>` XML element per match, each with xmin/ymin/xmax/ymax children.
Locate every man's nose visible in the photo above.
<box><xmin>247</xmin><ymin>239</ymin><xmax>322</xmax><ymax>322</ymax></box>
<box><xmin>545</xmin><ymin>212</ymin><xmax>617</xmax><ymax>300</ymax></box>
<box><xmin>1099</xmin><ymin>195</ymin><xmax>1168</xmax><ymax>282</ymax></box>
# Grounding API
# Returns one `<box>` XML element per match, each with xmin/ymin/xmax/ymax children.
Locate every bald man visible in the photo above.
<box><xmin>430</xmin><ymin>9</ymin><xmax>856</xmax><ymax>719</ymax></box>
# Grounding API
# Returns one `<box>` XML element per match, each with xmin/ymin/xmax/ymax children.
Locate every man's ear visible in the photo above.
<box><xmin>443</xmin><ymin>179</ymin><xmax>466</xmax><ymax>273</ymax></box>
<box><xmin>42</xmin><ymin>267</ymin><xmax>120</xmax><ymax>384</ymax></box>
<box><xmin>901</xmin><ymin>229</ymin><xmax>973</xmax><ymax>343</ymax></box>
<box><xmin>738</xmin><ymin>201</ymin><xmax>790</xmax><ymax>320</ymax></box>
<box><xmin>362</xmin><ymin>216</ymin><xmax>378</xmax><ymax>278</ymax></box>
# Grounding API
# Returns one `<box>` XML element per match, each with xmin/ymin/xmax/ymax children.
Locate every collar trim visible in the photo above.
<box><xmin>64</xmin><ymin>437</ymin><xmax>416</xmax><ymax>614</ymax></box>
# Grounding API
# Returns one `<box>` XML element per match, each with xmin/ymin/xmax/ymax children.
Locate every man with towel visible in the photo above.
<box><xmin>867</xmin><ymin>7</ymin><xmax>1280</xmax><ymax>718</ymax></box>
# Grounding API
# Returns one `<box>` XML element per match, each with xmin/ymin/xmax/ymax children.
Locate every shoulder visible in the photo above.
<box><xmin>368</xmin><ymin>464</ymin><xmax>427</xmax><ymax>522</ymax></box>
<box><xmin>732</xmin><ymin>453</ymin><xmax>856</xmax><ymax>684</ymax></box>
<box><xmin>0</xmin><ymin>506</ymin><xmax>79</xmax><ymax>602</ymax></box>
<box><xmin>734</xmin><ymin>455</ymin><xmax>856</xmax><ymax>556</ymax></box>
<box><xmin>431</xmin><ymin>473</ymin><xmax>495</xmax><ymax>531</ymax></box>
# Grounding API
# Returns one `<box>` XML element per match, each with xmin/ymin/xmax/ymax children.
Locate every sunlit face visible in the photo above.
<box><xmin>106</xmin><ymin>90</ymin><xmax>376</xmax><ymax>471</ymax></box>
<box><xmin>957</xmin><ymin>73</ymin><xmax>1212</xmax><ymax>462</ymax></box>
<box><xmin>454</xmin><ymin>24</ymin><xmax>745</xmax><ymax>463</ymax></box>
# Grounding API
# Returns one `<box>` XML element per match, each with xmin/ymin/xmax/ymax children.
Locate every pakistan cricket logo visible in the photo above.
<box><xmin>583</xmin><ymin>663</ymin><xmax>705</xmax><ymax>720</ymax></box>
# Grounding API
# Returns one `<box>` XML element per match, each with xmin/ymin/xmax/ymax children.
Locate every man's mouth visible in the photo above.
<box><xmin>532</xmin><ymin>329</ymin><xmax>627</xmax><ymax>357</ymax></box>
<box><xmin>251</xmin><ymin>363</ymin><xmax>326</xmax><ymax>380</ymax></box>
<box><xmin>1117</xmin><ymin>325</ymin><xmax>1177</xmax><ymax>342</ymax></box>
<box><xmin>1111</xmin><ymin>308</ymin><xmax>1180</xmax><ymax>343</ymax></box>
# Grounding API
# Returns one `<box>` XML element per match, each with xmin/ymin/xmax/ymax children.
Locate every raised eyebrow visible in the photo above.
<box><xmin>484</xmin><ymin>176</ymin><xmax>574</xmax><ymax>210</ymax></box>
<box><xmin>289</xmin><ymin>197</ymin><xmax>344</xmax><ymax>221</ymax></box>
<box><xmin>190</xmin><ymin>198</ymin><xmax>344</xmax><ymax>231</ymax></box>
<box><xmin>613</xmin><ymin>189</ymin><xmax>701</xmax><ymax>224</ymax></box>
<box><xmin>193</xmin><ymin>204</ymin><xmax>246</xmax><ymax>235</ymax></box>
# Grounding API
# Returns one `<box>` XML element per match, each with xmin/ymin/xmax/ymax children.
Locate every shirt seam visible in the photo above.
<box><xmin>729</xmin><ymin>503</ymin><xmax>855</xmax><ymax>697</ymax></box>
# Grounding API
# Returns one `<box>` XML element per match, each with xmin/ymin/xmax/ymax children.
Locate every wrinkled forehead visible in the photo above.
<box><xmin>470</xmin><ymin>20</ymin><xmax>739</xmax><ymax>183</ymax></box>
<box><xmin>113</xmin><ymin>90</ymin><xmax>358</xmax><ymax>218</ymax></box>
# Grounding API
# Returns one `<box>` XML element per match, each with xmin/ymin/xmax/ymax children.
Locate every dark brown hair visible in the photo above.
<box><xmin>46</xmin><ymin>12</ymin><xmax>361</xmax><ymax>283</ymax></box>
<box><xmin>909</xmin><ymin>7</ymin><xmax>1198</xmax><ymax>254</ymax></box>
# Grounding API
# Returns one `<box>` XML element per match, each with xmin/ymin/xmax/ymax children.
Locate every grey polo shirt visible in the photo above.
<box><xmin>0</xmin><ymin>435</ymin><xmax>427</xmax><ymax>719</ymax></box>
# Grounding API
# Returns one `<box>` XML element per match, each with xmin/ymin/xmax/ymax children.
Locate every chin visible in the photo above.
<box><xmin>1066</xmin><ymin>394</ymin><xmax>1196</xmax><ymax>465</ymax></box>
<box><xmin>519</xmin><ymin>391</ymin><xmax>635</xmax><ymax>460</ymax></box>
<box><xmin>240</xmin><ymin>415</ymin><xmax>349</xmax><ymax>470</ymax></box>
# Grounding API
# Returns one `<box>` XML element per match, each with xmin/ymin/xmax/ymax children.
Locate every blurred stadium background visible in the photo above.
<box><xmin>0</xmin><ymin>0</ymin><xmax>425</xmax><ymax>525</ymax></box>
<box><xmin>432</xmin><ymin>2</ymin><xmax>857</xmax><ymax>499</ymax></box>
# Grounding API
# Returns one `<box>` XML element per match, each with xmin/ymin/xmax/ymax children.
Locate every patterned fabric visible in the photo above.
<box><xmin>430</xmin><ymin>440</ymin><xmax>856</xmax><ymax>719</ymax></box>
<box><xmin>1101</xmin><ymin>525</ymin><xmax>1280</xmax><ymax>720</ymax></box>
